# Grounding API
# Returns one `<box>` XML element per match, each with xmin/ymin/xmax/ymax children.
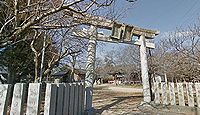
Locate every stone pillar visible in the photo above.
<box><xmin>10</xmin><ymin>83</ymin><xmax>26</xmax><ymax>115</ymax></box>
<box><xmin>139</xmin><ymin>35</ymin><xmax>151</xmax><ymax>102</ymax></box>
<box><xmin>26</xmin><ymin>83</ymin><xmax>41</xmax><ymax>115</ymax></box>
<box><xmin>85</xmin><ymin>25</ymin><xmax>97</xmax><ymax>115</ymax></box>
<box><xmin>0</xmin><ymin>84</ymin><xmax>11</xmax><ymax>115</ymax></box>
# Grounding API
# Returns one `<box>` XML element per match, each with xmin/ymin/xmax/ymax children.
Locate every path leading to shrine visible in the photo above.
<box><xmin>93</xmin><ymin>84</ymin><xmax>143</xmax><ymax>114</ymax></box>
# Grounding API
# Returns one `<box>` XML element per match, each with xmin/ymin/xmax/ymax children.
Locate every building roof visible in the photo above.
<box><xmin>51</xmin><ymin>71</ymin><xmax>69</xmax><ymax>77</ymax></box>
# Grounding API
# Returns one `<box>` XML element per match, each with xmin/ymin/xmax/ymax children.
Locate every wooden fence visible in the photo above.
<box><xmin>153</xmin><ymin>82</ymin><xmax>200</xmax><ymax>107</ymax></box>
<box><xmin>0</xmin><ymin>82</ymin><xmax>85</xmax><ymax>115</ymax></box>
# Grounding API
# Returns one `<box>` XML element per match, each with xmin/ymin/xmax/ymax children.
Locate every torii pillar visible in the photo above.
<box><xmin>85</xmin><ymin>25</ymin><xmax>97</xmax><ymax>115</ymax></box>
<box><xmin>139</xmin><ymin>35</ymin><xmax>151</xmax><ymax>102</ymax></box>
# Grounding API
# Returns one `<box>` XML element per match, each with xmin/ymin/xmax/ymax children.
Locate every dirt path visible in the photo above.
<box><xmin>93</xmin><ymin>84</ymin><xmax>143</xmax><ymax>115</ymax></box>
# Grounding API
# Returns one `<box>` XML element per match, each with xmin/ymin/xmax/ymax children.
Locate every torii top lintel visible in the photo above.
<box><xmin>72</xmin><ymin>13</ymin><xmax>159</xmax><ymax>39</ymax></box>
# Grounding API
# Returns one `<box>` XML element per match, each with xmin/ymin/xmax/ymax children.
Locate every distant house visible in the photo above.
<box><xmin>51</xmin><ymin>68</ymin><xmax>86</xmax><ymax>83</ymax></box>
<box><xmin>95</xmin><ymin>64</ymin><xmax>142</xmax><ymax>84</ymax></box>
<box><xmin>108</xmin><ymin>71</ymin><xmax>125</xmax><ymax>85</ymax></box>
<box><xmin>51</xmin><ymin>70</ymin><xmax>70</xmax><ymax>83</ymax></box>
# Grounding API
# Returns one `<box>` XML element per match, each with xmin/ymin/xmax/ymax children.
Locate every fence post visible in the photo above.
<box><xmin>169</xmin><ymin>82</ymin><xmax>176</xmax><ymax>105</ymax></box>
<box><xmin>0</xmin><ymin>84</ymin><xmax>11</xmax><ymax>115</ymax></box>
<box><xmin>154</xmin><ymin>82</ymin><xmax>160</xmax><ymax>104</ymax></box>
<box><xmin>10</xmin><ymin>83</ymin><xmax>26</xmax><ymax>115</ymax></box>
<box><xmin>186</xmin><ymin>82</ymin><xmax>194</xmax><ymax>107</ymax></box>
<box><xmin>44</xmin><ymin>83</ymin><xmax>57</xmax><ymax>115</ymax></box>
<box><xmin>161</xmin><ymin>82</ymin><xmax>168</xmax><ymax>105</ymax></box>
<box><xmin>177</xmin><ymin>83</ymin><xmax>185</xmax><ymax>106</ymax></box>
<box><xmin>195</xmin><ymin>83</ymin><xmax>200</xmax><ymax>107</ymax></box>
<box><xmin>26</xmin><ymin>83</ymin><xmax>42</xmax><ymax>115</ymax></box>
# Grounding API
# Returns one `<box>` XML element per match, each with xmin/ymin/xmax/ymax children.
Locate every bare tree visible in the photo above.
<box><xmin>151</xmin><ymin>22</ymin><xmax>200</xmax><ymax>81</ymax></box>
<box><xmin>0</xmin><ymin>0</ymin><xmax>138</xmax><ymax>82</ymax></box>
<box><xmin>0</xmin><ymin>0</ymin><xmax>117</xmax><ymax>47</ymax></box>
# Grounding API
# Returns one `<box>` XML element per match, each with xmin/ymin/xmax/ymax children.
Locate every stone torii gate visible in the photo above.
<box><xmin>72</xmin><ymin>14</ymin><xmax>159</xmax><ymax>114</ymax></box>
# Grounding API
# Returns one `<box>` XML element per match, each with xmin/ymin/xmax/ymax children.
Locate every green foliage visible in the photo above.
<box><xmin>0</xmin><ymin>41</ymin><xmax>35</xmax><ymax>83</ymax></box>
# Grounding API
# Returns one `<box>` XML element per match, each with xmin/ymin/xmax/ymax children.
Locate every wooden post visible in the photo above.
<box><xmin>169</xmin><ymin>82</ymin><xmax>176</xmax><ymax>105</ymax></box>
<box><xmin>85</xmin><ymin>25</ymin><xmax>97</xmax><ymax>114</ymax></box>
<box><xmin>139</xmin><ymin>35</ymin><xmax>151</xmax><ymax>102</ymax></box>
<box><xmin>26</xmin><ymin>83</ymin><xmax>41</xmax><ymax>115</ymax></box>
<box><xmin>177</xmin><ymin>83</ymin><xmax>185</xmax><ymax>106</ymax></box>
<box><xmin>186</xmin><ymin>82</ymin><xmax>194</xmax><ymax>107</ymax></box>
<box><xmin>10</xmin><ymin>83</ymin><xmax>26</xmax><ymax>115</ymax></box>
<box><xmin>0</xmin><ymin>84</ymin><xmax>11</xmax><ymax>115</ymax></box>
<box><xmin>44</xmin><ymin>84</ymin><xmax>57</xmax><ymax>115</ymax></box>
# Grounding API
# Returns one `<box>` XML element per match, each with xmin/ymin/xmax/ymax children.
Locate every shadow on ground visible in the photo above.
<box><xmin>95</xmin><ymin>95</ymin><xmax>143</xmax><ymax>114</ymax></box>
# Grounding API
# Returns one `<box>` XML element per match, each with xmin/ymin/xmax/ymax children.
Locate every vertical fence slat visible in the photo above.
<box><xmin>169</xmin><ymin>82</ymin><xmax>176</xmax><ymax>105</ymax></box>
<box><xmin>154</xmin><ymin>82</ymin><xmax>160</xmax><ymax>104</ymax></box>
<box><xmin>186</xmin><ymin>82</ymin><xmax>194</xmax><ymax>107</ymax></box>
<box><xmin>74</xmin><ymin>83</ymin><xmax>79</xmax><ymax>115</ymax></box>
<box><xmin>44</xmin><ymin>83</ymin><xmax>57</xmax><ymax>115</ymax></box>
<box><xmin>10</xmin><ymin>83</ymin><xmax>26</xmax><ymax>115</ymax></box>
<box><xmin>81</xmin><ymin>82</ymin><xmax>85</xmax><ymax>114</ymax></box>
<box><xmin>26</xmin><ymin>83</ymin><xmax>42</xmax><ymax>115</ymax></box>
<box><xmin>63</xmin><ymin>83</ymin><xmax>70</xmax><ymax>115</ymax></box>
<box><xmin>0</xmin><ymin>84</ymin><xmax>11</xmax><ymax>115</ymax></box>
<box><xmin>55</xmin><ymin>83</ymin><xmax>64</xmax><ymax>115</ymax></box>
<box><xmin>195</xmin><ymin>83</ymin><xmax>200</xmax><ymax>107</ymax></box>
<box><xmin>161</xmin><ymin>82</ymin><xmax>168</xmax><ymax>105</ymax></box>
<box><xmin>69</xmin><ymin>83</ymin><xmax>75</xmax><ymax>115</ymax></box>
<box><xmin>177</xmin><ymin>83</ymin><xmax>185</xmax><ymax>106</ymax></box>
<box><xmin>78</xmin><ymin>83</ymin><xmax>83</xmax><ymax>115</ymax></box>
